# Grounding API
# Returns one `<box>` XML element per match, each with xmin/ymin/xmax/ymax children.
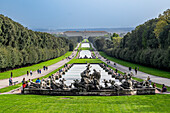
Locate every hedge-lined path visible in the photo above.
<box><xmin>91</xmin><ymin>43</ymin><xmax>170</xmax><ymax>87</ymax></box>
<box><xmin>0</xmin><ymin>43</ymin><xmax>80</xmax><ymax>89</ymax></box>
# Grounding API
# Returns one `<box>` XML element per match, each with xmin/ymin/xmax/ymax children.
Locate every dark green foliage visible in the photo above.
<box><xmin>0</xmin><ymin>14</ymin><xmax>75</xmax><ymax>71</ymax></box>
<box><xmin>89</xmin><ymin>9</ymin><xmax>170</xmax><ymax>70</ymax></box>
<box><xmin>66</xmin><ymin>36</ymin><xmax>83</xmax><ymax>51</ymax></box>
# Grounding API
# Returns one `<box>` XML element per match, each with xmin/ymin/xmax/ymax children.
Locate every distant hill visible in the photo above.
<box><xmin>34</xmin><ymin>27</ymin><xmax>134</xmax><ymax>34</ymax></box>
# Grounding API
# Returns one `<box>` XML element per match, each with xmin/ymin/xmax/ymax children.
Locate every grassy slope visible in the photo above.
<box><xmin>100</xmin><ymin>52</ymin><xmax>170</xmax><ymax>78</ymax></box>
<box><xmin>0</xmin><ymin>52</ymin><xmax>72</xmax><ymax>80</ymax></box>
<box><xmin>0</xmin><ymin>94</ymin><xmax>169</xmax><ymax>112</ymax></box>
<box><xmin>82</xmin><ymin>39</ymin><xmax>89</xmax><ymax>42</ymax></box>
<box><xmin>68</xmin><ymin>59</ymin><xmax>102</xmax><ymax>64</ymax></box>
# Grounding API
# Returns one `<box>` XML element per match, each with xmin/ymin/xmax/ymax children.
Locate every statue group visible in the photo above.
<box><xmin>26</xmin><ymin>63</ymin><xmax>153</xmax><ymax>94</ymax></box>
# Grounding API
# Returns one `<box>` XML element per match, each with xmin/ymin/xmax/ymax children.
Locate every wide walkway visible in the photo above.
<box><xmin>91</xmin><ymin>43</ymin><xmax>170</xmax><ymax>87</ymax></box>
<box><xmin>0</xmin><ymin>43</ymin><xmax>80</xmax><ymax>89</ymax></box>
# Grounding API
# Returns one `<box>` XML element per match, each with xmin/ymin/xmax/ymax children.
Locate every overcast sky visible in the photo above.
<box><xmin>0</xmin><ymin>0</ymin><xmax>169</xmax><ymax>29</ymax></box>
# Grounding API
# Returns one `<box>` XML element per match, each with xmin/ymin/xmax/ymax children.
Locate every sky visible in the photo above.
<box><xmin>0</xmin><ymin>0</ymin><xmax>170</xmax><ymax>29</ymax></box>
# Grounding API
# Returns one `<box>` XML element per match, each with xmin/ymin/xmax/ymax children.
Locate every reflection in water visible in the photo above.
<box><xmin>57</xmin><ymin>64</ymin><xmax>121</xmax><ymax>87</ymax></box>
<box><xmin>79</xmin><ymin>50</ymin><xmax>92</xmax><ymax>58</ymax></box>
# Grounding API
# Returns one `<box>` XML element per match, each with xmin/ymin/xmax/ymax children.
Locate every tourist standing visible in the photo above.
<box><xmin>135</xmin><ymin>67</ymin><xmax>137</xmax><ymax>75</ymax></box>
<box><xmin>30</xmin><ymin>70</ymin><xmax>32</xmax><ymax>76</ymax></box>
<box><xmin>37</xmin><ymin>69</ymin><xmax>39</xmax><ymax>74</ymax></box>
<box><xmin>114</xmin><ymin>63</ymin><xmax>116</xmax><ymax>68</ymax></box>
<box><xmin>27</xmin><ymin>71</ymin><xmax>29</xmax><ymax>76</ymax></box>
<box><xmin>9</xmin><ymin>75</ymin><xmax>13</xmax><ymax>86</ymax></box>
<box><xmin>39</xmin><ymin>69</ymin><xmax>41</xmax><ymax>74</ymax></box>
<box><xmin>115</xmin><ymin>69</ymin><xmax>118</xmax><ymax>73</ymax></box>
<box><xmin>129</xmin><ymin>67</ymin><xmax>131</xmax><ymax>71</ymax></box>
<box><xmin>22</xmin><ymin>78</ymin><xmax>25</xmax><ymax>85</ymax></box>
<box><xmin>22</xmin><ymin>78</ymin><xmax>26</xmax><ymax>94</ymax></box>
<box><xmin>46</xmin><ymin>66</ymin><xmax>48</xmax><ymax>70</ymax></box>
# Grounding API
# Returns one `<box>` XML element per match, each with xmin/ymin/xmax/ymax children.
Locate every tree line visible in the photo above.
<box><xmin>0</xmin><ymin>14</ymin><xmax>82</xmax><ymax>72</ymax></box>
<box><xmin>89</xmin><ymin>9</ymin><xmax>170</xmax><ymax>70</ymax></box>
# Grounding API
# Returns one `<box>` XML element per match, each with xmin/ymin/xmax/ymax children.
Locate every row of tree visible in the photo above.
<box><xmin>0</xmin><ymin>14</ymin><xmax>81</xmax><ymax>71</ymax></box>
<box><xmin>89</xmin><ymin>9</ymin><xmax>170</xmax><ymax>70</ymax></box>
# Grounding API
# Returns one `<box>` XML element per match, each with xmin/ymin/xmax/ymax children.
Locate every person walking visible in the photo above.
<box><xmin>135</xmin><ymin>67</ymin><xmax>137</xmax><ymax>75</ymax></box>
<box><xmin>9</xmin><ymin>75</ymin><xmax>13</xmax><ymax>86</ymax></box>
<box><xmin>129</xmin><ymin>67</ymin><xmax>132</xmax><ymax>71</ymax></box>
<box><xmin>30</xmin><ymin>70</ymin><xmax>32</xmax><ymax>76</ymax></box>
<box><xmin>39</xmin><ymin>69</ymin><xmax>41</xmax><ymax>74</ymax></box>
<box><xmin>27</xmin><ymin>71</ymin><xmax>29</xmax><ymax>76</ymax></box>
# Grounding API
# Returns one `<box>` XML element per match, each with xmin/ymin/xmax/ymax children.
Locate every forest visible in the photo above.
<box><xmin>89</xmin><ymin>9</ymin><xmax>170</xmax><ymax>70</ymax></box>
<box><xmin>0</xmin><ymin>14</ymin><xmax>82</xmax><ymax>71</ymax></box>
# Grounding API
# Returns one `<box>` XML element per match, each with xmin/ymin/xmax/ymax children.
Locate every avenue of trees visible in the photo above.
<box><xmin>0</xmin><ymin>14</ymin><xmax>81</xmax><ymax>71</ymax></box>
<box><xmin>89</xmin><ymin>9</ymin><xmax>170</xmax><ymax>70</ymax></box>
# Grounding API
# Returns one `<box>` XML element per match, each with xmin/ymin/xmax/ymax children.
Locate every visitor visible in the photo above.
<box><xmin>25</xmin><ymin>81</ymin><xmax>28</xmax><ymax>88</ymax></box>
<box><xmin>22</xmin><ymin>78</ymin><xmax>25</xmax><ymax>85</ymax></box>
<box><xmin>114</xmin><ymin>63</ymin><xmax>116</xmax><ymax>68</ymax></box>
<box><xmin>37</xmin><ymin>69</ymin><xmax>39</xmax><ymax>74</ymax></box>
<box><xmin>43</xmin><ymin>66</ymin><xmax>46</xmax><ymax>70</ymax></box>
<box><xmin>9</xmin><ymin>75</ymin><xmax>13</xmax><ymax>86</ymax></box>
<box><xmin>153</xmin><ymin>83</ymin><xmax>156</xmax><ymax>88</ymax></box>
<box><xmin>129</xmin><ymin>67</ymin><xmax>131</xmax><ymax>71</ymax></box>
<box><xmin>161</xmin><ymin>84</ymin><xmax>167</xmax><ymax>92</ymax></box>
<box><xmin>27</xmin><ymin>71</ymin><xmax>29</xmax><ymax>76</ymax></box>
<box><xmin>22</xmin><ymin>80</ymin><xmax>26</xmax><ymax>94</ymax></box>
<box><xmin>11</xmin><ymin>72</ymin><xmax>13</xmax><ymax>77</ymax></box>
<box><xmin>36</xmin><ymin>78</ymin><xmax>41</xmax><ymax>84</ymax></box>
<box><xmin>39</xmin><ymin>69</ymin><xmax>41</xmax><ymax>74</ymax></box>
<box><xmin>115</xmin><ymin>69</ymin><xmax>118</xmax><ymax>73</ymax></box>
<box><xmin>28</xmin><ymin>79</ymin><xmax>31</xmax><ymax>86</ymax></box>
<box><xmin>30</xmin><ymin>70</ymin><xmax>32</xmax><ymax>76</ymax></box>
<box><xmin>135</xmin><ymin>67</ymin><xmax>137</xmax><ymax>75</ymax></box>
<box><xmin>147</xmin><ymin>76</ymin><xmax>152</xmax><ymax>85</ymax></box>
<box><xmin>46</xmin><ymin>66</ymin><xmax>48</xmax><ymax>70</ymax></box>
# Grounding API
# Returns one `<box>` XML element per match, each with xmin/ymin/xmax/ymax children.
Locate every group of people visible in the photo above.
<box><xmin>21</xmin><ymin>77</ymin><xmax>41</xmax><ymax>93</ymax></box>
<box><xmin>27</xmin><ymin>70</ymin><xmax>33</xmax><ymax>76</ymax></box>
<box><xmin>129</xmin><ymin>67</ymin><xmax>139</xmax><ymax>75</ymax></box>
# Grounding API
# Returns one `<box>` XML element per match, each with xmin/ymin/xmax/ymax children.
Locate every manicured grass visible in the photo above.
<box><xmin>82</xmin><ymin>39</ymin><xmax>89</xmax><ymax>42</ymax></box>
<box><xmin>68</xmin><ymin>59</ymin><xmax>102</xmax><ymax>64</ymax></box>
<box><xmin>0</xmin><ymin>83</ymin><xmax>22</xmax><ymax>93</ymax></box>
<box><xmin>99</xmin><ymin>52</ymin><xmax>170</xmax><ymax>78</ymax></box>
<box><xmin>79</xmin><ymin>47</ymin><xmax>93</xmax><ymax>51</ymax></box>
<box><xmin>0</xmin><ymin>52</ymin><xmax>72</xmax><ymax>80</ymax></box>
<box><xmin>0</xmin><ymin>94</ymin><xmax>169</xmax><ymax>112</ymax></box>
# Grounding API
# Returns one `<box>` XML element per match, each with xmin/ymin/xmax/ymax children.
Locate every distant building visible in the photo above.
<box><xmin>64</xmin><ymin>31</ymin><xmax>109</xmax><ymax>38</ymax></box>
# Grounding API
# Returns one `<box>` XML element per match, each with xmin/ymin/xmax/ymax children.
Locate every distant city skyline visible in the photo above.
<box><xmin>0</xmin><ymin>0</ymin><xmax>170</xmax><ymax>29</ymax></box>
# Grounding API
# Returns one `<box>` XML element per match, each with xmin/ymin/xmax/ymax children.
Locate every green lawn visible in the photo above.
<box><xmin>0</xmin><ymin>94</ymin><xmax>169</xmax><ymax>113</ymax></box>
<box><xmin>0</xmin><ymin>52</ymin><xmax>72</xmax><ymax>80</ymax></box>
<box><xmin>68</xmin><ymin>59</ymin><xmax>102</xmax><ymax>64</ymax></box>
<box><xmin>99</xmin><ymin>52</ymin><xmax>170</xmax><ymax>78</ymax></box>
<box><xmin>82</xmin><ymin>39</ymin><xmax>89</xmax><ymax>42</ymax></box>
<box><xmin>79</xmin><ymin>47</ymin><xmax>94</xmax><ymax>51</ymax></box>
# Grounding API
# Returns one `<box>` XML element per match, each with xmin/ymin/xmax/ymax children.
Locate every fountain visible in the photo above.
<box><xmin>23</xmin><ymin>63</ymin><xmax>155</xmax><ymax>96</ymax></box>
